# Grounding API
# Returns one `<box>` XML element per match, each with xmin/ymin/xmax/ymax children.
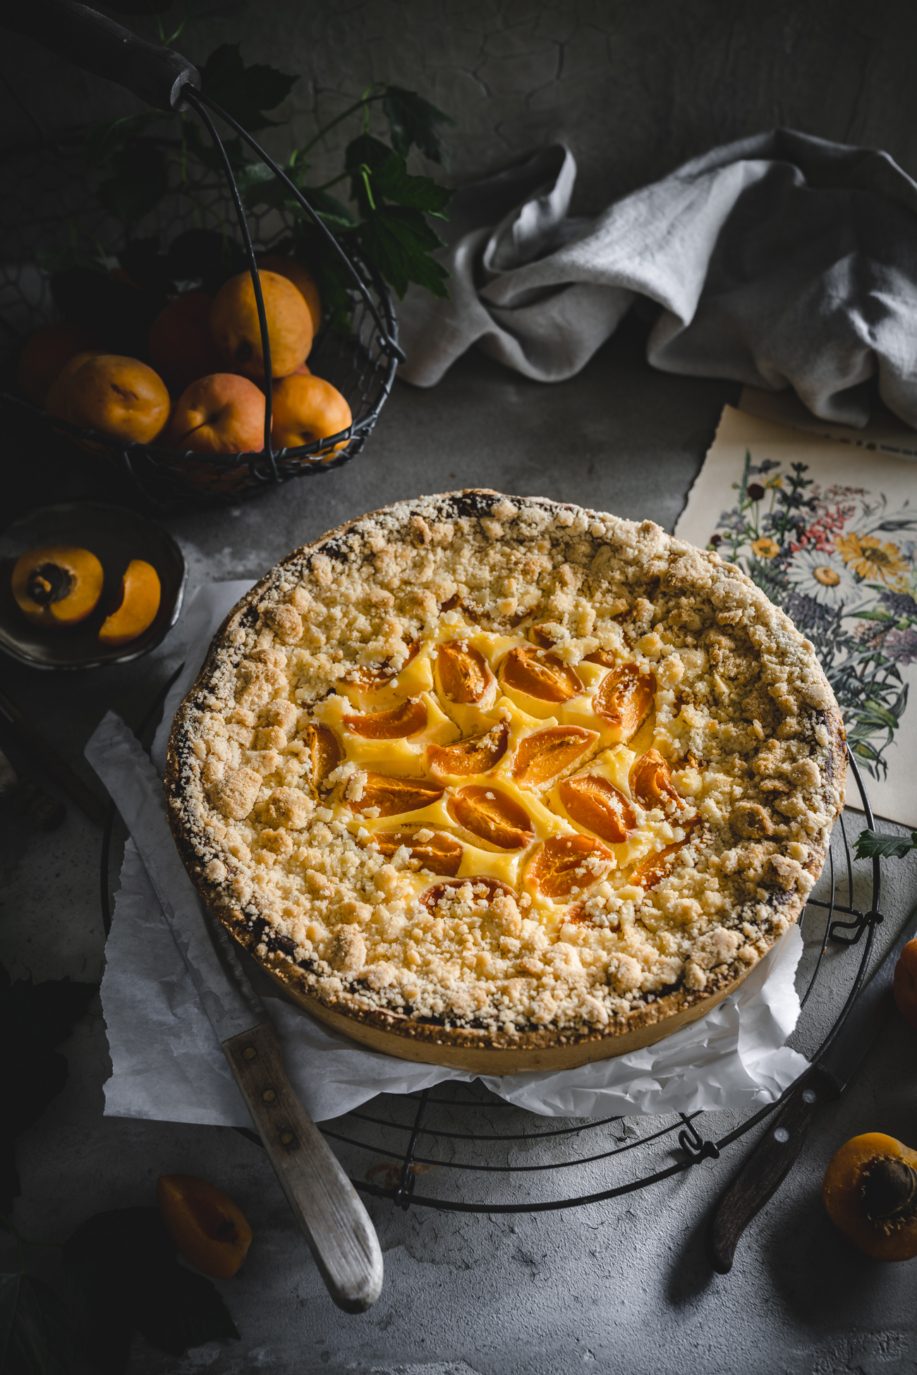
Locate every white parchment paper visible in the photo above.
<box><xmin>88</xmin><ymin>582</ymin><xmax>809</xmax><ymax>1126</ymax></box>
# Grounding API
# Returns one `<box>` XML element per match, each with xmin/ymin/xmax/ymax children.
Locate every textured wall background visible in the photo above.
<box><xmin>4</xmin><ymin>0</ymin><xmax>917</xmax><ymax>231</ymax></box>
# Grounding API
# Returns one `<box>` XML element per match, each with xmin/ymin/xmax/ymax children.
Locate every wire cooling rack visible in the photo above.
<box><xmin>101</xmin><ymin>697</ymin><xmax>884</xmax><ymax>1215</ymax></box>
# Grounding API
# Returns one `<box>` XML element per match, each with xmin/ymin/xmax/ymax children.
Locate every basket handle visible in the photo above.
<box><xmin>4</xmin><ymin>0</ymin><xmax>200</xmax><ymax>111</ymax></box>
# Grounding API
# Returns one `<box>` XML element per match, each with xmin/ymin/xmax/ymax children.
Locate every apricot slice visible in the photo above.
<box><xmin>629</xmin><ymin>749</ymin><xmax>684</xmax><ymax>814</ymax></box>
<box><xmin>348</xmin><ymin>641</ymin><xmax>419</xmax><ymax>688</ymax></box>
<box><xmin>527</xmin><ymin>622</ymin><xmax>559</xmax><ymax>648</ymax></box>
<box><xmin>350</xmin><ymin>773</ymin><xmax>443</xmax><ymax>816</ymax></box>
<box><xmin>593</xmin><ymin>663</ymin><xmax>655</xmax><ymax>735</ymax></box>
<box><xmin>528</xmin><ymin>834</ymin><xmax>613</xmax><ymax>899</ymax></box>
<box><xmin>427</xmin><ymin>722</ymin><xmax>508</xmax><ymax>777</ymax></box>
<box><xmin>11</xmin><ymin>545</ymin><xmax>103</xmax><ymax>627</ymax></box>
<box><xmin>422</xmin><ymin>876</ymin><xmax>516</xmax><ymax>912</ymax></box>
<box><xmin>343</xmin><ymin>698</ymin><xmax>427</xmax><ymax>739</ymax></box>
<box><xmin>304</xmin><ymin>723</ymin><xmax>341</xmax><ymax>787</ymax></box>
<box><xmin>447</xmin><ymin>785</ymin><xmax>533</xmax><ymax>849</ymax></box>
<box><xmin>371</xmin><ymin>828</ymin><xmax>463</xmax><ymax>876</ymax></box>
<box><xmin>558</xmin><ymin>774</ymin><xmax>636</xmax><ymax>845</ymax></box>
<box><xmin>435</xmin><ymin>641</ymin><xmax>495</xmax><ymax>704</ymax></box>
<box><xmin>96</xmin><ymin>560</ymin><xmax>161</xmax><ymax>647</ymax></box>
<box><xmin>210</xmin><ymin>270</ymin><xmax>313</xmax><ymax>381</ymax></box>
<box><xmin>500</xmin><ymin>647</ymin><xmax>583</xmax><ymax>703</ymax></box>
<box><xmin>513</xmin><ymin>726</ymin><xmax>596</xmax><ymax>786</ymax></box>
<box><xmin>157</xmin><ymin>1174</ymin><xmax>252</xmax><ymax>1279</ymax></box>
<box><xmin>630</xmin><ymin>832</ymin><xmax>694</xmax><ymax>889</ymax></box>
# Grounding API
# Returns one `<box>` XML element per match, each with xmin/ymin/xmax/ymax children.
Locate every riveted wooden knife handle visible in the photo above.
<box><xmin>224</xmin><ymin>1022</ymin><xmax>383</xmax><ymax>1312</ymax></box>
<box><xmin>709</xmin><ymin>1066</ymin><xmax>838</xmax><ymax>1274</ymax></box>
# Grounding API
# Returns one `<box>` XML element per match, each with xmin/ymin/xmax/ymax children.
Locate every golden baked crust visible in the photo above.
<box><xmin>165</xmin><ymin>490</ymin><xmax>846</xmax><ymax>1068</ymax></box>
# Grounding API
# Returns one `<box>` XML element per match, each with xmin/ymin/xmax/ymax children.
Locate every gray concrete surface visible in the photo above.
<box><xmin>3</xmin><ymin>332</ymin><xmax>917</xmax><ymax>1373</ymax></box>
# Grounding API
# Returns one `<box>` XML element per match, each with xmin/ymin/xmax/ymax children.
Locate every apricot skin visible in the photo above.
<box><xmin>168</xmin><ymin>373</ymin><xmax>266</xmax><ymax>455</ymax></box>
<box><xmin>210</xmin><ymin>270</ymin><xmax>313</xmax><ymax>380</ymax></box>
<box><xmin>46</xmin><ymin>353</ymin><xmax>170</xmax><ymax>444</ymax></box>
<box><xmin>98</xmin><ymin>559</ymin><xmax>161</xmax><ymax>647</ymax></box>
<box><xmin>271</xmin><ymin>373</ymin><xmax>352</xmax><ymax>455</ymax></box>
<box><xmin>894</xmin><ymin>938</ymin><xmax>917</xmax><ymax>1030</ymax></box>
<box><xmin>148</xmin><ymin>291</ymin><xmax>222</xmax><ymax>393</ymax></box>
<box><xmin>259</xmin><ymin>254</ymin><xmax>322</xmax><ymax>333</ymax></box>
<box><xmin>157</xmin><ymin>1174</ymin><xmax>253</xmax><ymax>1279</ymax></box>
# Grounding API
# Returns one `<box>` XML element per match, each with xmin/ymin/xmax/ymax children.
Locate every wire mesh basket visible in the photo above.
<box><xmin>0</xmin><ymin>18</ymin><xmax>402</xmax><ymax>507</ymax></box>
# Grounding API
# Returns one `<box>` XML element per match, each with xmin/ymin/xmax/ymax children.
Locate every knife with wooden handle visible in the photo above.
<box><xmin>709</xmin><ymin>900</ymin><xmax>917</xmax><ymax>1274</ymax></box>
<box><xmin>85</xmin><ymin>714</ymin><xmax>383</xmax><ymax>1312</ymax></box>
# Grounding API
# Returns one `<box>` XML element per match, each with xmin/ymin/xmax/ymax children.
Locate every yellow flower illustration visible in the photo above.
<box><xmin>835</xmin><ymin>532</ymin><xmax>909</xmax><ymax>586</ymax></box>
<box><xmin>751</xmin><ymin>537</ymin><xmax>780</xmax><ymax>559</ymax></box>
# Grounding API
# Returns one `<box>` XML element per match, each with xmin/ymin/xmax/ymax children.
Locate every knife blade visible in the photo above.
<box><xmin>86</xmin><ymin>713</ymin><xmax>383</xmax><ymax>1312</ymax></box>
<box><xmin>709</xmin><ymin>900</ymin><xmax>917</xmax><ymax>1274</ymax></box>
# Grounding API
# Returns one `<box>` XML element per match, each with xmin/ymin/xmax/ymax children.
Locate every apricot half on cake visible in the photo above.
<box><xmin>12</xmin><ymin>545</ymin><xmax>103</xmax><ymax>627</ymax></box>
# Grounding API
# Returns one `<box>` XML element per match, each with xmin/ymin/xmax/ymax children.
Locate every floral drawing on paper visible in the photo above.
<box><xmin>708</xmin><ymin>453</ymin><xmax>917</xmax><ymax>778</ymax></box>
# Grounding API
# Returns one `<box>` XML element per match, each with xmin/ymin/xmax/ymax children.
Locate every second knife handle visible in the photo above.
<box><xmin>224</xmin><ymin>1021</ymin><xmax>383</xmax><ymax>1313</ymax></box>
<box><xmin>709</xmin><ymin>1066</ymin><xmax>837</xmax><ymax>1274</ymax></box>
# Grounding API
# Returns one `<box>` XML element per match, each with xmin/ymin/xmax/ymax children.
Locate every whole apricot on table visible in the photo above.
<box><xmin>17</xmin><ymin>320</ymin><xmax>96</xmax><ymax>404</ymax></box>
<box><xmin>11</xmin><ymin>545</ymin><xmax>103</xmax><ymax>627</ymax></box>
<box><xmin>98</xmin><ymin>559</ymin><xmax>161</xmax><ymax>646</ymax></box>
<box><xmin>45</xmin><ymin>353</ymin><xmax>170</xmax><ymax>444</ymax></box>
<box><xmin>157</xmin><ymin>1174</ymin><xmax>252</xmax><ymax>1279</ymax></box>
<box><xmin>894</xmin><ymin>937</ymin><xmax>917</xmax><ymax>1030</ymax></box>
<box><xmin>270</xmin><ymin>373</ymin><xmax>352</xmax><ymax>455</ymax></box>
<box><xmin>168</xmin><ymin>373</ymin><xmax>266</xmax><ymax>454</ymax></box>
<box><xmin>823</xmin><ymin>1132</ymin><xmax>917</xmax><ymax>1261</ymax></box>
<box><xmin>259</xmin><ymin>253</ymin><xmax>322</xmax><ymax>333</ymax></box>
<box><xmin>148</xmin><ymin>290</ymin><xmax>222</xmax><ymax>394</ymax></box>
<box><xmin>210</xmin><ymin>269</ymin><xmax>313</xmax><ymax>380</ymax></box>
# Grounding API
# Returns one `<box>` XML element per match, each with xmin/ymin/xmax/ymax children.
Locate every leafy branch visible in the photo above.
<box><xmin>87</xmin><ymin>44</ymin><xmax>453</xmax><ymax>309</ymax></box>
<box><xmin>854</xmin><ymin>828</ymin><xmax>917</xmax><ymax>861</ymax></box>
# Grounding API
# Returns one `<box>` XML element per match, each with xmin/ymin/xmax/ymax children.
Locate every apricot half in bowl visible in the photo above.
<box><xmin>0</xmin><ymin>501</ymin><xmax>184</xmax><ymax>669</ymax></box>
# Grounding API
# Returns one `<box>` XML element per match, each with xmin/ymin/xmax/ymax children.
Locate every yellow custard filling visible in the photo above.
<box><xmin>309</xmin><ymin>613</ymin><xmax>695</xmax><ymax>933</ymax></box>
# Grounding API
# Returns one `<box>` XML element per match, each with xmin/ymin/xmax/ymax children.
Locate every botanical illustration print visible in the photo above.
<box><xmin>707</xmin><ymin>452</ymin><xmax>917</xmax><ymax>779</ymax></box>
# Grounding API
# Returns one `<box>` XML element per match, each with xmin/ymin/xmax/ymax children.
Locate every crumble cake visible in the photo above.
<box><xmin>166</xmin><ymin>491</ymin><xmax>846</xmax><ymax>1071</ymax></box>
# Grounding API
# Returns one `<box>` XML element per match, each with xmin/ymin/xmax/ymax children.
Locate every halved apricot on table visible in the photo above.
<box><xmin>371</xmin><ymin>827</ymin><xmax>463</xmax><ymax>876</ymax></box>
<box><xmin>350</xmin><ymin>773</ymin><xmax>443</xmax><ymax>816</ymax></box>
<box><xmin>593</xmin><ymin>664</ymin><xmax>655</xmax><ymax>735</ymax></box>
<box><xmin>558</xmin><ymin>774</ymin><xmax>636</xmax><ymax>845</ymax></box>
<box><xmin>499</xmin><ymin>647</ymin><xmax>583</xmax><ymax>703</ymax></box>
<box><xmin>513</xmin><ymin>726</ymin><xmax>596</xmax><ymax>786</ymax></box>
<box><xmin>344</xmin><ymin>698</ymin><xmax>427</xmax><ymax>739</ymax></box>
<box><xmin>528</xmin><ymin>834</ymin><xmax>613</xmax><ymax>899</ymax></box>
<box><xmin>98</xmin><ymin>559</ymin><xmax>161</xmax><ymax>646</ymax></box>
<box><xmin>157</xmin><ymin>1173</ymin><xmax>252</xmax><ymax>1279</ymax></box>
<box><xmin>435</xmin><ymin>641</ymin><xmax>495</xmax><ymax>704</ymax></box>
<box><xmin>822</xmin><ymin>1133</ymin><xmax>917</xmax><ymax>1262</ymax></box>
<box><xmin>447</xmin><ymin>785</ymin><xmax>533</xmax><ymax>849</ymax></box>
<box><xmin>12</xmin><ymin>545</ymin><xmax>104</xmax><ymax>628</ymax></box>
<box><xmin>427</xmin><ymin>722</ymin><xmax>508</xmax><ymax>777</ymax></box>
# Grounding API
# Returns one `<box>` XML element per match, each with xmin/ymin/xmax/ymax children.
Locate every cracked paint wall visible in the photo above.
<box><xmin>3</xmin><ymin>0</ymin><xmax>917</xmax><ymax>234</ymax></box>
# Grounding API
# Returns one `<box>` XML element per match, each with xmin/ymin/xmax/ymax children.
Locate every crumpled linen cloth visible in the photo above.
<box><xmin>398</xmin><ymin>129</ymin><xmax>917</xmax><ymax>431</ymax></box>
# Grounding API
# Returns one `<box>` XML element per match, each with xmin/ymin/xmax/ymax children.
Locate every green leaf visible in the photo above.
<box><xmin>0</xmin><ymin>1272</ymin><xmax>75</xmax><ymax>1375</ymax></box>
<box><xmin>852</xmin><ymin>608</ymin><xmax>894</xmax><ymax>622</ymax></box>
<box><xmin>357</xmin><ymin>206</ymin><xmax>448</xmax><ymax>298</ymax></box>
<box><xmin>63</xmin><ymin>1209</ymin><xmax>238</xmax><ymax>1372</ymax></box>
<box><xmin>200</xmin><ymin>44</ymin><xmax>296</xmax><ymax>130</ymax></box>
<box><xmin>97</xmin><ymin>140</ymin><xmax>169</xmax><ymax>223</ymax></box>
<box><xmin>373</xmin><ymin>155</ymin><xmax>451</xmax><ymax>215</ymax></box>
<box><xmin>854</xmin><ymin>828</ymin><xmax>917</xmax><ymax>860</ymax></box>
<box><xmin>0</xmin><ymin>972</ymin><xmax>96</xmax><ymax>1214</ymax></box>
<box><xmin>382</xmin><ymin>84</ymin><xmax>452</xmax><ymax>162</ymax></box>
